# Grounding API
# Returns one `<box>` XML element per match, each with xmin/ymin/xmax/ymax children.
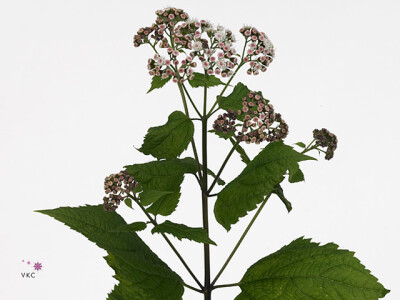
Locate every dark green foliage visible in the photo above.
<box><xmin>147</xmin><ymin>75</ymin><xmax>172</xmax><ymax>93</ymax></box>
<box><xmin>218</xmin><ymin>82</ymin><xmax>251</xmax><ymax>112</ymax></box>
<box><xmin>36</xmin><ymin>205</ymin><xmax>184</xmax><ymax>300</ymax></box>
<box><xmin>152</xmin><ymin>220</ymin><xmax>217</xmax><ymax>245</ymax></box>
<box><xmin>236</xmin><ymin>237</ymin><xmax>390</xmax><ymax>300</ymax></box>
<box><xmin>214</xmin><ymin>141</ymin><xmax>315</xmax><ymax>230</ymax></box>
<box><xmin>111</xmin><ymin>222</ymin><xmax>147</xmax><ymax>232</ymax></box>
<box><xmin>139</xmin><ymin>111</ymin><xmax>194</xmax><ymax>160</ymax></box>
<box><xmin>188</xmin><ymin>72</ymin><xmax>225</xmax><ymax>88</ymax></box>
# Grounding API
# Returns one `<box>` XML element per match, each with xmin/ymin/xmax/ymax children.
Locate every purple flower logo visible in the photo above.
<box><xmin>33</xmin><ymin>262</ymin><xmax>43</xmax><ymax>271</ymax></box>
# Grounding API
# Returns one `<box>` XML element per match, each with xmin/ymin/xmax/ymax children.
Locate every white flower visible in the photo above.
<box><xmin>193</xmin><ymin>41</ymin><xmax>203</xmax><ymax>52</ymax></box>
<box><xmin>156</xmin><ymin>56</ymin><xmax>166</xmax><ymax>66</ymax></box>
<box><xmin>216</xmin><ymin>59</ymin><xmax>227</xmax><ymax>70</ymax></box>
<box><xmin>215</xmin><ymin>30</ymin><xmax>226</xmax><ymax>41</ymax></box>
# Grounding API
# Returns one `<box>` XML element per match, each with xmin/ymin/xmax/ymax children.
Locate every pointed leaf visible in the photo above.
<box><xmin>147</xmin><ymin>75</ymin><xmax>171</xmax><ymax>93</ymax></box>
<box><xmin>111</xmin><ymin>222</ymin><xmax>147</xmax><ymax>232</ymax></box>
<box><xmin>152</xmin><ymin>220</ymin><xmax>216</xmax><ymax>245</ymax></box>
<box><xmin>125</xmin><ymin>158</ymin><xmax>197</xmax><ymax>216</ymax></box>
<box><xmin>214</xmin><ymin>141</ymin><xmax>316</xmax><ymax>230</ymax></box>
<box><xmin>288</xmin><ymin>163</ymin><xmax>305</xmax><ymax>183</ymax></box>
<box><xmin>218</xmin><ymin>82</ymin><xmax>251</xmax><ymax>112</ymax></box>
<box><xmin>36</xmin><ymin>205</ymin><xmax>184</xmax><ymax>300</ymax></box>
<box><xmin>188</xmin><ymin>72</ymin><xmax>225</xmax><ymax>88</ymax></box>
<box><xmin>139</xmin><ymin>111</ymin><xmax>194</xmax><ymax>160</ymax></box>
<box><xmin>295</xmin><ymin>142</ymin><xmax>306</xmax><ymax>148</ymax></box>
<box><xmin>236</xmin><ymin>237</ymin><xmax>390</xmax><ymax>300</ymax></box>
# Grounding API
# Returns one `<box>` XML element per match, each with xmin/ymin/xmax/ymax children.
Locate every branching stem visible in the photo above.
<box><xmin>207</xmin><ymin>141</ymin><xmax>239</xmax><ymax>194</ymax></box>
<box><xmin>128</xmin><ymin>195</ymin><xmax>204</xmax><ymax>290</ymax></box>
<box><xmin>211</xmin><ymin>196</ymin><xmax>270</xmax><ymax>287</ymax></box>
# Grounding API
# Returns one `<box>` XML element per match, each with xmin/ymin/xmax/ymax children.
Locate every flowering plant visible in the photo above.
<box><xmin>37</xmin><ymin>7</ymin><xmax>388</xmax><ymax>300</ymax></box>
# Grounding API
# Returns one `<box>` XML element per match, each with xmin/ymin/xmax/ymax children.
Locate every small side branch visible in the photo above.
<box><xmin>212</xmin><ymin>282</ymin><xmax>240</xmax><ymax>290</ymax></box>
<box><xmin>129</xmin><ymin>195</ymin><xmax>204</xmax><ymax>290</ymax></box>
<box><xmin>211</xmin><ymin>196</ymin><xmax>270</xmax><ymax>287</ymax></box>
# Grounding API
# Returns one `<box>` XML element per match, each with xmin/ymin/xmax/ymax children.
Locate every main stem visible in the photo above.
<box><xmin>202</xmin><ymin>74</ymin><xmax>211</xmax><ymax>300</ymax></box>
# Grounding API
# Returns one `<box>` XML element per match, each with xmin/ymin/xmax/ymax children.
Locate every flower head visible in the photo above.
<box><xmin>313</xmin><ymin>128</ymin><xmax>338</xmax><ymax>160</ymax></box>
<box><xmin>103</xmin><ymin>171</ymin><xmax>138</xmax><ymax>212</ymax></box>
<box><xmin>239</xmin><ymin>26</ymin><xmax>275</xmax><ymax>75</ymax></box>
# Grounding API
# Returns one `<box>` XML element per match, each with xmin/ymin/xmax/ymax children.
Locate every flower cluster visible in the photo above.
<box><xmin>174</xmin><ymin>22</ymin><xmax>239</xmax><ymax>78</ymax></box>
<box><xmin>235</xmin><ymin>91</ymin><xmax>288</xmax><ymax>143</ymax></box>
<box><xmin>313</xmin><ymin>128</ymin><xmax>338</xmax><ymax>160</ymax></box>
<box><xmin>147</xmin><ymin>53</ymin><xmax>197</xmax><ymax>82</ymax></box>
<box><xmin>103</xmin><ymin>171</ymin><xmax>138</xmax><ymax>212</ymax></box>
<box><xmin>240</xmin><ymin>26</ymin><xmax>275</xmax><ymax>75</ymax></box>
<box><xmin>212</xmin><ymin>109</ymin><xmax>237</xmax><ymax>134</ymax></box>
<box><xmin>134</xmin><ymin>8</ymin><xmax>189</xmax><ymax>48</ymax></box>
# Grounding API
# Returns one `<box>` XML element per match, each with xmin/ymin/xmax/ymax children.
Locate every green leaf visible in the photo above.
<box><xmin>140</xmin><ymin>190</ymin><xmax>174</xmax><ymax>206</ymax></box>
<box><xmin>188</xmin><ymin>72</ymin><xmax>225</xmax><ymax>88</ymax></box>
<box><xmin>111</xmin><ymin>222</ymin><xmax>147</xmax><ymax>232</ymax></box>
<box><xmin>288</xmin><ymin>163</ymin><xmax>305</xmax><ymax>183</ymax></box>
<box><xmin>218</xmin><ymin>82</ymin><xmax>251</xmax><ymax>112</ymax></box>
<box><xmin>295</xmin><ymin>142</ymin><xmax>306</xmax><ymax>148</ymax></box>
<box><xmin>36</xmin><ymin>205</ymin><xmax>184</xmax><ymax>300</ymax></box>
<box><xmin>139</xmin><ymin>111</ymin><xmax>194</xmax><ymax>160</ymax></box>
<box><xmin>152</xmin><ymin>220</ymin><xmax>217</xmax><ymax>245</ymax></box>
<box><xmin>124</xmin><ymin>198</ymin><xmax>133</xmax><ymax>209</ymax></box>
<box><xmin>125</xmin><ymin>158</ymin><xmax>197</xmax><ymax>216</ymax></box>
<box><xmin>107</xmin><ymin>284</ymin><xmax>125</xmax><ymax>300</ymax></box>
<box><xmin>236</xmin><ymin>237</ymin><xmax>390</xmax><ymax>300</ymax></box>
<box><xmin>147</xmin><ymin>75</ymin><xmax>171</xmax><ymax>93</ymax></box>
<box><xmin>214</xmin><ymin>141</ymin><xmax>316</xmax><ymax>230</ymax></box>
<box><xmin>209</xmin><ymin>129</ymin><xmax>235</xmax><ymax>140</ymax></box>
<box><xmin>272</xmin><ymin>184</ymin><xmax>292</xmax><ymax>212</ymax></box>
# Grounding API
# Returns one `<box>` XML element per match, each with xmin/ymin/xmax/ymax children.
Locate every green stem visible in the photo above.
<box><xmin>211</xmin><ymin>196</ymin><xmax>270</xmax><ymax>287</ymax></box>
<box><xmin>212</xmin><ymin>283</ymin><xmax>240</xmax><ymax>290</ymax></box>
<box><xmin>207</xmin><ymin>62</ymin><xmax>244</xmax><ymax>118</ymax></box>
<box><xmin>184</xmin><ymin>283</ymin><xmax>204</xmax><ymax>293</ymax></box>
<box><xmin>207</xmin><ymin>141</ymin><xmax>239</xmax><ymax>194</ymax></box>
<box><xmin>183</xmin><ymin>83</ymin><xmax>202</xmax><ymax>118</ymax></box>
<box><xmin>202</xmin><ymin>72</ymin><xmax>212</xmax><ymax>300</ymax></box>
<box><xmin>130</xmin><ymin>196</ymin><xmax>204</xmax><ymax>290</ymax></box>
<box><xmin>177</xmin><ymin>81</ymin><xmax>203</xmax><ymax>183</ymax></box>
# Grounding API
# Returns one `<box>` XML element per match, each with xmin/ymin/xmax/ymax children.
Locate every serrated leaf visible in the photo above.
<box><xmin>111</xmin><ymin>222</ymin><xmax>147</xmax><ymax>232</ymax></box>
<box><xmin>139</xmin><ymin>111</ymin><xmax>194</xmax><ymax>160</ymax></box>
<box><xmin>147</xmin><ymin>75</ymin><xmax>171</xmax><ymax>93</ymax></box>
<box><xmin>218</xmin><ymin>82</ymin><xmax>251</xmax><ymax>112</ymax></box>
<box><xmin>152</xmin><ymin>220</ymin><xmax>216</xmax><ymax>245</ymax></box>
<box><xmin>209</xmin><ymin>129</ymin><xmax>235</xmax><ymax>140</ymax></box>
<box><xmin>125</xmin><ymin>158</ymin><xmax>197</xmax><ymax>216</ymax></box>
<box><xmin>236</xmin><ymin>237</ymin><xmax>390</xmax><ymax>300</ymax></box>
<box><xmin>272</xmin><ymin>184</ymin><xmax>292</xmax><ymax>212</ymax></box>
<box><xmin>36</xmin><ymin>205</ymin><xmax>184</xmax><ymax>300</ymax></box>
<box><xmin>188</xmin><ymin>72</ymin><xmax>225</xmax><ymax>88</ymax></box>
<box><xmin>214</xmin><ymin>141</ymin><xmax>316</xmax><ymax>230</ymax></box>
<box><xmin>107</xmin><ymin>284</ymin><xmax>125</xmax><ymax>300</ymax></box>
<box><xmin>295</xmin><ymin>142</ymin><xmax>306</xmax><ymax>148</ymax></box>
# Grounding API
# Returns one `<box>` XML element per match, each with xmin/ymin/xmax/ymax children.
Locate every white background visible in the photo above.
<box><xmin>1</xmin><ymin>0</ymin><xmax>399</xmax><ymax>299</ymax></box>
